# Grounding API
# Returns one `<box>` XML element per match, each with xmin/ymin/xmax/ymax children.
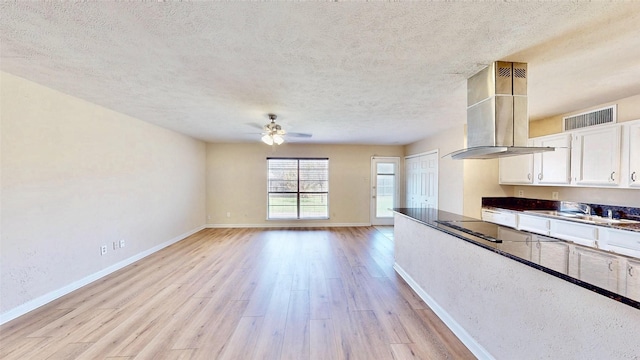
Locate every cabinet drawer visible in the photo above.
<box><xmin>600</xmin><ymin>227</ymin><xmax>640</xmax><ymax>258</ymax></box>
<box><xmin>482</xmin><ymin>209</ymin><xmax>517</xmax><ymax>228</ymax></box>
<box><xmin>550</xmin><ymin>219</ymin><xmax>598</xmax><ymax>247</ymax></box>
<box><xmin>517</xmin><ymin>214</ymin><xmax>550</xmax><ymax>235</ymax></box>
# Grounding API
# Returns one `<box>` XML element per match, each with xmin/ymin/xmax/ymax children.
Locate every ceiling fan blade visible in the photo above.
<box><xmin>246</xmin><ymin>122</ymin><xmax>265</xmax><ymax>130</ymax></box>
<box><xmin>287</xmin><ymin>132</ymin><xmax>312</xmax><ymax>138</ymax></box>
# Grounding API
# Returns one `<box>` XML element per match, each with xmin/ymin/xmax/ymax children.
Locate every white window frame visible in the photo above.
<box><xmin>267</xmin><ymin>158</ymin><xmax>329</xmax><ymax>220</ymax></box>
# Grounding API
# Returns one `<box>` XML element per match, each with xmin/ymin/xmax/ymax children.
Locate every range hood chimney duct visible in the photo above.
<box><xmin>448</xmin><ymin>61</ymin><xmax>554</xmax><ymax>160</ymax></box>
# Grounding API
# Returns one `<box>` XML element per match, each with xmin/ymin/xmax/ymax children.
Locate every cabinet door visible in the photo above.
<box><xmin>497</xmin><ymin>227</ymin><xmax>532</xmax><ymax>260</ymax></box>
<box><xmin>499</xmin><ymin>154</ymin><xmax>534</xmax><ymax>184</ymax></box>
<box><xmin>534</xmin><ymin>134</ymin><xmax>571</xmax><ymax>185</ymax></box>
<box><xmin>626</xmin><ymin>258</ymin><xmax>640</xmax><ymax>302</ymax></box>
<box><xmin>534</xmin><ymin>239</ymin><xmax>570</xmax><ymax>275</ymax></box>
<box><xmin>627</xmin><ymin>122</ymin><xmax>640</xmax><ymax>188</ymax></box>
<box><xmin>571</xmin><ymin>126</ymin><xmax>621</xmax><ymax>186</ymax></box>
<box><xmin>574</xmin><ymin>247</ymin><xmax>620</xmax><ymax>293</ymax></box>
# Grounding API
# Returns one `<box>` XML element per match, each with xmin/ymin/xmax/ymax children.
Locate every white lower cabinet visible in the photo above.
<box><xmin>532</xmin><ymin>237</ymin><xmax>570</xmax><ymax>274</ymax></box>
<box><xmin>517</xmin><ymin>214</ymin><xmax>550</xmax><ymax>235</ymax></box>
<box><xmin>550</xmin><ymin>219</ymin><xmax>598</xmax><ymax>247</ymax></box>
<box><xmin>626</xmin><ymin>258</ymin><xmax>640</xmax><ymax>302</ymax></box>
<box><xmin>570</xmin><ymin>246</ymin><xmax>622</xmax><ymax>294</ymax></box>
<box><xmin>599</xmin><ymin>227</ymin><xmax>640</xmax><ymax>258</ymax></box>
<box><xmin>497</xmin><ymin>227</ymin><xmax>532</xmax><ymax>260</ymax></box>
<box><xmin>481</xmin><ymin>209</ymin><xmax>517</xmax><ymax>228</ymax></box>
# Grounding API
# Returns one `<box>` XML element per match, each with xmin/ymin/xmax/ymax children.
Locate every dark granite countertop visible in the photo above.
<box><xmin>482</xmin><ymin>197</ymin><xmax>640</xmax><ymax>232</ymax></box>
<box><xmin>393</xmin><ymin>207</ymin><xmax>640</xmax><ymax>310</ymax></box>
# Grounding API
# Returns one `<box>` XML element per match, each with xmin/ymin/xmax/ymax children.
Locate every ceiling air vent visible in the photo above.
<box><xmin>563</xmin><ymin>105</ymin><xmax>616</xmax><ymax>131</ymax></box>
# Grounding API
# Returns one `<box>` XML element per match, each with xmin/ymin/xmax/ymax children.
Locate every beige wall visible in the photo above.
<box><xmin>206</xmin><ymin>142</ymin><xmax>404</xmax><ymax>226</ymax></box>
<box><xmin>0</xmin><ymin>73</ymin><xmax>207</xmax><ymax>315</ymax></box>
<box><xmin>405</xmin><ymin>125</ymin><xmax>508</xmax><ymax>218</ymax></box>
<box><xmin>530</xmin><ymin>93</ymin><xmax>640</xmax><ymax>137</ymax></box>
<box><xmin>512</xmin><ymin>186</ymin><xmax>640</xmax><ymax>208</ymax></box>
<box><xmin>519</xmin><ymin>93</ymin><xmax>640</xmax><ymax>206</ymax></box>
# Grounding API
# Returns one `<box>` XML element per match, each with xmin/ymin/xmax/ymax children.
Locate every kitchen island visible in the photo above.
<box><xmin>393</xmin><ymin>208</ymin><xmax>640</xmax><ymax>360</ymax></box>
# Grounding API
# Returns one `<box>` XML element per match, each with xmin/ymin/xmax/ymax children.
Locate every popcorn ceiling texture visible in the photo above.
<box><xmin>1</xmin><ymin>2</ymin><xmax>640</xmax><ymax>145</ymax></box>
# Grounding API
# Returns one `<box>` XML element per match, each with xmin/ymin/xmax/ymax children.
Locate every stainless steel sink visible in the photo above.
<box><xmin>524</xmin><ymin>210</ymin><xmax>639</xmax><ymax>225</ymax></box>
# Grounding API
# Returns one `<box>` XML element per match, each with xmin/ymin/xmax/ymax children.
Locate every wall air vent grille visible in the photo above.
<box><xmin>563</xmin><ymin>105</ymin><xmax>616</xmax><ymax>131</ymax></box>
<box><xmin>514</xmin><ymin>68</ymin><xmax>526</xmax><ymax>78</ymax></box>
<box><xmin>498</xmin><ymin>67</ymin><xmax>511</xmax><ymax>77</ymax></box>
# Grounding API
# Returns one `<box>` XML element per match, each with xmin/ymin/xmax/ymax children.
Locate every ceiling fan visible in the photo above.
<box><xmin>259</xmin><ymin>114</ymin><xmax>312</xmax><ymax>145</ymax></box>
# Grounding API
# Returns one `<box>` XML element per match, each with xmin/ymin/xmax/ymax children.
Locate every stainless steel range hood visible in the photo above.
<box><xmin>448</xmin><ymin>61</ymin><xmax>554</xmax><ymax>160</ymax></box>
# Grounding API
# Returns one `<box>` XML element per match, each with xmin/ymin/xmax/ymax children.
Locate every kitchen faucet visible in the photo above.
<box><xmin>578</xmin><ymin>204</ymin><xmax>591</xmax><ymax>215</ymax></box>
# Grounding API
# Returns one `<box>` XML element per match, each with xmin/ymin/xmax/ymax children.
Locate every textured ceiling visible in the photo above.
<box><xmin>2</xmin><ymin>2</ymin><xmax>640</xmax><ymax>145</ymax></box>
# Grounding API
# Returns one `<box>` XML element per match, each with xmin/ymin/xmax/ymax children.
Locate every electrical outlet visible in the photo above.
<box><xmin>119</xmin><ymin>239</ymin><xmax>125</xmax><ymax>248</ymax></box>
<box><xmin>518</xmin><ymin>190</ymin><xmax>524</xmax><ymax>197</ymax></box>
<box><xmin>100</xmin><ymin>245</ymin><xmax>107</xmax><ymax>256</ymax></box>
<box><xmin>207</xmin><ymin>215</ymin><xmax>211</xmax><ymax>221</ymax></box>
<box><xmin>226</xmin><ymin>212</ymin><xmax>231</xmax><ymax>218</ymax></box>
<box><xmin>113</xmin><ymin>241</ymin><xmax>118</xmax><ymax>250</ymax></box>
<box><xmin>552</xmin><ymin>191</ymin><xmax>559</xmax><ymax>200</ymax></box>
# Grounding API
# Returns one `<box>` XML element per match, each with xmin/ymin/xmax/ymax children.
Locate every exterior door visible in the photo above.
<box><xmin>370</xmin><ymin>157</ymin><xmax>400</xmax><ymax>225</ymax></box>
<box><xmin>405</xmin><ymin>151</ymin><xmax>438</xmax><ymax>209</ymax></box>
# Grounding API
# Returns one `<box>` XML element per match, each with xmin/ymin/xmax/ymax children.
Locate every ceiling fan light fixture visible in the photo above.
<box><xmin>261</xmin><ymin>134</ymin><xmax>274</xmax><ymax>145</ymax></box>
<box><xmin>273</xmin><ymin>134</ymin><xmax>284</xmax><ymax>145</ymax></box>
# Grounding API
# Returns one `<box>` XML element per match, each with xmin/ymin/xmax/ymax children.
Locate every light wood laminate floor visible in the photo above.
<box><xmin>0</xmin><ymin>227</ymin><xmax>475</xmax><ymax>360</ymax></box>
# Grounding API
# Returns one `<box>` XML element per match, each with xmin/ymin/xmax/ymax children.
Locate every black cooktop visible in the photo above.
<box><xmin>436</xmin><ymin>220</ymin><xmax>502</xmax><ymax>242</ymax></box>
<box><xmin>436</xmin><ymin>220</ymin><xmax>562</xmax><ymax>244</ymax></box>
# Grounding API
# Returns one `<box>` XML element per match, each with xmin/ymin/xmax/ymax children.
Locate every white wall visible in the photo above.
<box><xmin>0</xmin><ymin>72</ymin><xmax>207</xmax><ymax>317</ymax></box>
<box><xmin>404</xmin><ymin>127</ymin><xmax>465</xmax><ymax>214</ymax></box>
<box><xmin>206</xmin><ymin>142</ymin><xmax>404</xmax><ymax>226</ymax></box>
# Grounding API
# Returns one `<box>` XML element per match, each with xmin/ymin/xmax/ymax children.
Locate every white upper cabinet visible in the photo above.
<box><xmin>499</xmin><ymin>119</ymin><xmax>639</xmax><ymax>189</ymax></box>
<box><xmin>499</xmin><ymin>134</ymin><xmax>570</xmax><ymax>185</ymax></box>
<box><xmin>624</xmin><ymin>121</ymin><xmax>640</xmax><ymax>188</ymax></box>
<box><xmin>499</xmin><ymin>152</ymin><xmax>534</xmax><ymax>184</ymax></box>
<box><xmin>571</xmin><ymin>125</ymin><xmax>622</xmax><ymax>186</ymax></box>
<box><xmin>534</xmin><ymin>134</ymin><xmax>572</xmax><ymax>185</ymax></box>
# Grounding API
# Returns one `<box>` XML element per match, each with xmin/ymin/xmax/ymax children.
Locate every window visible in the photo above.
<box><xmin>267</xmin><ymin>158</ymin><xmax>329</xmax><ymax>219</ymax></box>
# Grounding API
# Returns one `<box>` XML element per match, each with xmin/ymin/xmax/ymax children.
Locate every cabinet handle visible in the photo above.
<box><xmin>629</xmin><ymin>266</ymin><xmax>634</xmax><ymax>277</ymax></box>
<box><xmin>538</xmin><ymin>173</ymin><xmax>543</xmax><ymax>181</ymax></box>
<box><xmin>527</xmin><ymin>173</ymin><xmax>532</xmax><ymax>180</ymax></box>
<box><xmin>610</xmin><ymin>171</ymin><xmax>615</xmax><ymax>182</ymax></box>
<box><xmin>632</xmin><ymin>171</ymin><xmax>637</xmax><ymax>182</ymax></box>
<box><xmin>608</xmin><ymin>261</ymin><xmax>613</xmax><ymax>272</ymax></box>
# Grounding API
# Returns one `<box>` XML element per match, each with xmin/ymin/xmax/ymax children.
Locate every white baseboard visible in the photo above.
<box><xmin>0</xmin><ymin>225</ymin><xmax>206</xmax><ymax>325</ymax></box>
<box><xmin>393</xmin><ymin>263</ymin><xmax>494</xmax><ymax>360</ymax></box>
<box><xmin>206</xmin><ymin>222</ymin><xmax>371</xmax><ymax>228</ymax></box>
